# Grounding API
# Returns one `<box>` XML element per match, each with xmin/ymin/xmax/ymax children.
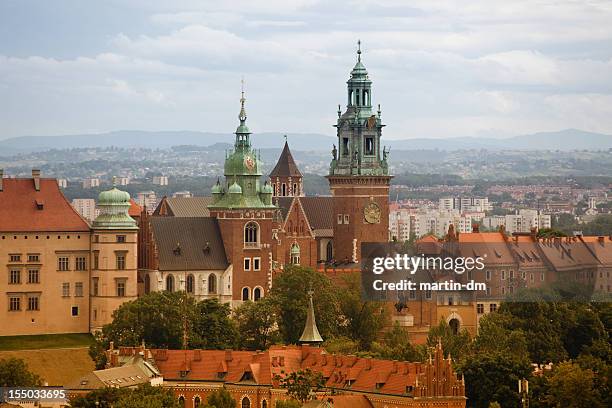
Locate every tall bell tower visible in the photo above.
<box><xmin>327</xmin><ymin>41</ymin><xmax>391</xmax><ymax>263</ymax></box>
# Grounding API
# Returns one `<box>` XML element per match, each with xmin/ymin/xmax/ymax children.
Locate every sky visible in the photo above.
<box><xmin>1</xmin><ymin>0</ymin><xmax>612</xmax><ymax>140</ymax></box>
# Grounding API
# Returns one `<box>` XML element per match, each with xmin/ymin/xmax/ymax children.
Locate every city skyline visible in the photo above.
<box><xmin>2</xmin><ymin>1</ymin><xmax>612</xmax><ymax>140</ymax></box>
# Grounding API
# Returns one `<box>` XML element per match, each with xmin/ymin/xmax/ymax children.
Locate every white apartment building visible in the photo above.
<box><xmin>152</xmin><ymin>176</ymin><xmax>169</xmax><ymax>186</ymax></box>
<box><xmin>57</xmin><ymin>179</ymin><xmax>68</xmax><ymax>188</ymax></box>
<box><xmin>389</xmin><ymin>208</ymin><xmax>412</xmax><ymax>242</ymax></box>
<box><xmin>482</xmin><ymin>209</ymin><xmax>551</xmax><ymax>235</ymax></box>
<box><xmin>438</xmin><ymin>197</ymin><xmax>492</xmax><ymax>212</ymax></box>
<box><xmin>137</xmin><ymin>191</ymin><xmax>158</xmax><ymax>211</ymax></box>
<box><xmin>172</xmin><ymin>191</ymin><xmax>193</xmax><ymax>198</ymax></box>
<box><xmin>82</xmin><ymin>178</ymin><xmax>100</xmax><ymax>188</ymax></box>
<box><xmin>71</xmin><ymin>198</ymin><xmax>99</xmax><ymax>222</ymax></box>
<box><xmin>117</xmin><ymin>177</ymin><xmax>130</xmax><ymax>186</ymax></box>
<box><xmin>413</xmin><ymin>209</ymin><xmax>473</xmax><ymax>238</ymax></box>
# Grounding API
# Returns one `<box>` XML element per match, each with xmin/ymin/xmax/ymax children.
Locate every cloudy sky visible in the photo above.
<box><xmin>1</xmin><ymin>0</ymin><xmax>611</xmax><ymax>140</ymax></box>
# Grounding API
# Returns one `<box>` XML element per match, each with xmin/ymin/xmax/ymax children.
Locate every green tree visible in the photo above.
<box><xmin>371</xmin><ymin>322</ymin><xmax>424</xmax><ymax>362</ymax></box>
<box><xmin>270</xmin><ymin>265</ymin><xmax>341</xmax><ymax>344</ymax></box>
<box><xmin>426</xmin><ymin>319</ymin><xmax>471</xmax><ymax>361</ymax></box>
<box><xmin>89</xmin><ymin>331</ymin><xmax>108</xmax><ymax>370</ymax></box>
<box><xmin>338</xmin><ymin>273</ymin><xmax>387</xmax><ymax>349</ymax></box>
<box><xmin>114</xmin><ymin>384</ymin><xmax>180</xmax><ymax>408</ymax></box>
<box><xmin>545</xmin><ymin>361</ymin><xmax>604</xmax><ymax>408</ymax></box>
<box><xmin>0</xmin><ymin>357</ymin><xmax>42</xmax><ymax>387</ymax></box>
<box><xmin>190</xmin><ymin>299</ymin><xmax>239</xmax><ymax>349</ymax></box>
<box><xmin>234</xmin><ymin>297</ymin><xmax>280</xmax><ymax>350</ymax></box>
<box><xmin>275</xmin><ymin>369</ymin><xmax>325</xmax><ymax>403</ymax></box>
<box><xmin>275</xmin><ymin>400</ymin><xmax>302</xmax><ymax>408</ymax></box>
<box><xmin>204</xmin><ymin>387</ymin><xmax>236</xmax><ymax>408</ymax></box>
<box><xmin>70</xmin><ymin>387</ymin><xmax>127</xmax><ymax>408</ymax></box>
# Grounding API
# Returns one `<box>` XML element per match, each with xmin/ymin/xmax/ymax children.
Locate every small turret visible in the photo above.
<box><xmin>260</xmin><ymin>180</ymin><xmax>273</xmax><ymax>205</ymax></box>
<box><xmin>299</xmin><ymin>288</ymin><xmax>324</xmax><ymax>345</ymax></box>
<box><xmin>93</xmin><ymin>180</ymin><xmax>137</xmax><ymax>230</ymax></box>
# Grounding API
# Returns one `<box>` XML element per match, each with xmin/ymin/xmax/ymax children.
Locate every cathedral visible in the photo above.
<box><xmin>139</xmin><ymin>43</ymin><xmax>391</xmax><ymax>307</ymax></box>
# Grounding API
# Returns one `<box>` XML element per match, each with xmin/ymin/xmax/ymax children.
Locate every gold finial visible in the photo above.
<box><xmin>239</xmin><ymin>77</ymin><xmax>247</xmax><ymax>122</ymax></box>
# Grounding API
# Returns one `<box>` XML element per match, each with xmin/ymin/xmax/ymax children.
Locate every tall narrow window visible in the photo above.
<box><xmin>186</xmin><ymin>274</ymin><xmax>194</xmax><ymax>294</ymax></box>
<box><xmin>9</xmin><ymin>297</ymin><xmax>21</xmax><ymax>311</ymax></box>
<box><xmin>28</xmin><ymin>296</ymin><xmax>39</xmax><ymax>311</ymax></box>
<box><xmin>326</xmin><ymin>241</ymin><xmax>333</xmax><ymax>261</ymax></box>
<box><xmin>9</xmin><ymin>269</ymin><xmax>21</xmax><ymax>284</ymax></box>
<box><xmin>116</xmin><ymin>253</ymin><xmax>126</xmax><ymax>270</ymax></box>
<box><xmin>116</xmin><ymin>280</ymin><xmax>126</xmax><ymax>297</ymax></box>
<box><xmin>281</xmin><ymin>183</ymin><xmax>287</xmax><ymax>196</ymax></box>
<box><xmin>75</xmin><ymin>256</ymin><xmax>86</xmax><ymax>271</ymax></box>
<box><xmin>62</xmin><ymin>282</ymin><xmax>70</xmax><ymax>297</ymax></box>
<box><xmin>242</xmin><ymin>287</ymin><xmax>250</xmax><ymax>301</ymax></box>
<box><xmin>144</xmin><ymin>274</ymin><xmax>150</xmax><ymax>294</ymax></box>
<box><xmin>208</xmin><ymin>274</ymin><xmax>217</xmax><ymax>294</ymax></box>
<box><xmin>92</xmin><ymin>278</ymin><xmax>99</xmax><ymax>296</ymax></box>
<box><xmin>166</xmin><ymin>275</ymin><xmax>175</xmax><ymax>292</ymax></box>
<box><xmin>365</xmin><ymin>137</ymin><xmax>374</xmax><ymax>155</ymax></box>
<box><xmin>293</xmin><ymin>183</ymin><xmax>297</xmax><ymax>195</ymax></box>
<box><xmin>342</xmin><ymin>138</ymin><xmax>349</xmax><ymax>155</ymax></box>
<box><xmin>254</xmin><ymin>287</ymin><xmax>262</xmax><ymax>301</ymax></box>
<box><xmin>242</xmin><ymin>398</ymin><xmax>250</xmax><ymax>408</ymax></box>
<box><xmin>58</xmin><ymin>256</ymin><xmax>69</xmax><ymax>271</ymax></box>
<box><xmin>75</xmin><ymin>282</ymin><xmax>83</xmax><ymax>297</ymax></box>
<box><xmin>244</xmin><ymin>222</ymin><xmax>259</xmax><ymax>247</ymax></box>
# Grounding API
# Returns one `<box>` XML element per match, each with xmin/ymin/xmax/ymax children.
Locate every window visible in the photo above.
<box><xmin>521</xmin><ymin>271</ymin><xmax>526</xmax><ymax>280</ymax></box>
<box><xmin>92</xmin><ymin>278</ymin><xmax>99</xmax><ymax>296</ymax></box>
<box><xmin>485</xmin><ymin>270</ymin><xmax>491</xmax><ymax>281</ymax></box>
<box><xmin>501</xmin><ymin>287</ymin><xmax>506</xmax><ymax>295</ymax></box>
<box><xmin>425</xmin><ymin>289</ymin><xmax>432</xmax><ymax>299</ymax></box>
<box><xmin>27</xmin><ymin>296</ymin><xmax>39</xmax><ymax>311</ymax></box>
<box><xmin>208</xmin><ymin>274</ymin><xmax>217</xmax><ymax>294</ymax></box>
<box><xmin>242</xmin><ymin>397</ymin><xmax>250</xmax><ymax>408</ymax></box>
<box><xmin>9</xmin><ymin>269</ymin><xmax>21</xmax><ymax>284</ymax></box>
<box><xmin>501</xmin><ymin>270</ymin><xmax>506</xmax><ymax>280</ymax></box>
<box><xmin>262</xmin><ymin>400</ymin><xmax>267</xmax><ymax>408</ymax></box>
<box><xmin>244</xmin><ymin>222</ymin><xmax>259</xmax><ymax>247</ymax></box>
<box><xmin>62</xmin><ymin>282</ymin><xmax>70</xmax><ymax>297</ymax></box>
<box><xmin>144</xmin><ymin>274</ymin><xmax>150</xmax><ymax>294</ymax></box>
<box><xmin>116</xmin><ymin>235</ymin><xmax>126</xmax><ymax>243</ymax></box>
<box><xmin>540</xmin><ymin>272</ymin><xmax>545</xmax><ymax>282</ymax></box>
<box><xmin>186</xmin><ymin>274</ymin><xmax>194</xmax><ymax>294</ymax></box>
<box><xmin>75</xmin><ymin>282</ymin><xmax>84</xmax><ymax>297</ymax></box>
<box><xmin>343</xmin><ymin>214</ymin><xmax>349</xmax><ymax>224</ymax></box>
<box><xmin>337</xmin><ymin>214</ymin><xmax>343</xmax><ymax>224</ymax></box>
<box><xmin>530</xmin><ymin>273</ymin><xmax>534</xmax><ymax>282</ymax></box>
<box><xmin>326</xmin><ymin>241</ymin><xmax>333</xmax><ymax>261</ymax></box>
<box><xmin>253</xmin><ymin>257</ymin><xmax>261</xmax><ymax>271</ymax></box>
<box><xmin>9</xmin><ymin>296</ymin><xmax>20</xmax><ymax>311</ymax></box>
<box><xmin>490</xmin><ymin>303</ymin><xmax>497</xmax><ymax>312</ymax></box>
<box><xmin>75</xmin><ymin>256</ymin><xmax>86</xmax><ymax>271</ymax></box>
<box><xmin>477</xmin><ymin>303</ymin><xmax>484</xmax><ymax>314</ymax></box>
<box><xmin>342</xmin><ymin>137</ymin><xmax>349</xmax><ymax>155</ymax></box>
<box><xmin>293</xmin><ymin>183</ymin><xmax>297</xmax><ymax>195</ymax></box>
<box><xmin>116</xmin><ymin>253</ymin><xmax>126</xmax><ymax>270</ymax></box>
<box><xmin>9</xmin><ymin>254</ymin><xmax>21</xmax><ymax>262</ymax></box>
<box><xmin>242</xmin><ymin>287</ymin><xmax>250</xmax><ymax>301</ymax></box>
<box><xmin>364</xmin><ymin>137</ymin><xmax>374</xmax><ymax>155</ymax></box>
<box><xmin>194</xmin><ymin>397</ymin><xmax>201</xmax><ymax>408</ymax></box>
<box><xmin>448</xmin><ymin>296</ymin><xmax>454</xmax><ymax>306</ymax></box>
<box><xmin>244</xmin><ymin>258</ymin><xmax>251</xmax><ymax>271</ymax></box>
<box><xmin>71</xmin><ymin>306</ymin><xmax>79</xmax><ymax>316</ymax></box>
<box><xmin>291</xmin><ymin>243</ymin><xmax>300</xmax><ymax>265</ymax></box>
<box><xmin>93</xmin><ymin>253</ymin><xmax>99</xmax><ymax>270</ymax></box>
<box><xmin>116</xmin><ymin>280</ymin><xmax>126</xmax><ymax>297</ymax></box>
<box><xmin>58</xmin><ymin>256</ymin><xmax>69</xmax><ymax>271</ymax></box>
<box><xmin>166</xmin><ymin>275</ymin><xmax>174</xmax><ymax>292</ymax></box>
<box><xmin>254</xmin><ymin>287</ymin><xmax>262</xmax><ymax>301</ymax></box>
<box><xmin>486</xmin><ymin>286</ymin><xmax>491</xmax><ymax>296</ymax></box>
<box><xmin>281</xmin><ymin>183</ymin><xmax>286</xmax><ymax>196</ymax></box>
<box><xmin>27</xmin><ymin>254</ymin><xmax>40</xmax><ymax>263</ymax></box>
<box><xmin>28</xmin><ymin>269</ymin><xmax>39</xmax><ymax>284</ymax></box>
<box><xmin>509</xmin><ymin>270</ymin><xmax>514</xmax><ymax>279</ymax></box>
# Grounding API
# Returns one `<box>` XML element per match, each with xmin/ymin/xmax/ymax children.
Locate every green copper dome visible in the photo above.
<box><xmin>98</xmin><ymin>187</ymin><xmax>131</xmax><ymax>205</ymax></box>
<box><xmin>212</xmin><ymin>180</ymin><xmax>223</xmax><ymax>194</ymax></box>
<box><xmin>228</xmin><ymin>181</ymin><xmax>242</xmax><ymax>194</ymax></box>
<box><xmin>93</xmin><ymin>184</ymin><xmax>137</xmax><ymax>230</ymax></box>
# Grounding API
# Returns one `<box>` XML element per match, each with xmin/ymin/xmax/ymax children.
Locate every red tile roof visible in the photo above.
<box><xmin>0</xmin><ymin>178</ymin><xmax>90</xmax><ymax>232</ymax></box>
<box><xmin>129</xmin><ymin>199</ymin><xmax>142</xmax><ymax>217</ymax></box>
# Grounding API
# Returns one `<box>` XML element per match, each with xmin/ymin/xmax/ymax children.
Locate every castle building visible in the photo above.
<box><xmin>0</xmin><ymin>170</ymin><xmax>137</xmax><ymax>336</ymax></box>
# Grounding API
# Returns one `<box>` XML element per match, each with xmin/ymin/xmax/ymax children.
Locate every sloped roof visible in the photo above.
<box><xmin>129</xmin><ymin>199</ymin><xmax>142</xmax><ymax>217</ymax></box>
<box><xmin>299</xmin><ymin>196</ymin><xmax>334</xmax><ymax>231</ymax></box>
<box><xmin>275</xmin><ymin>197</ymin><xmax>295</xmax><ymax>220</ymax></box>
<box><xmin>537</xmin><ymin>237</ymin><xmax>599</xmax><ymax>271</ymax></box>
<box><xmin>270</xmin><ymin>141</ymin><xmax>302</xmax><ymax>178</ymax></box>
<box><xmin>150</xmin><ymin>217</ymin><xmax>228</xmax><ymax>271</ymax></box>
<box><xmin>0</xmin><ymin>178</ymin><xmax>90</xmax><ymax>232</ymax></box>
<box><xmin>580</xmin><ymin>236</ymin><xmax>612</xmax><ymax>266</ymax></box>
<box><xmin>153</xmin><ymin>197</ymin><xmax>212</xmax><ymax>217</ymax></box>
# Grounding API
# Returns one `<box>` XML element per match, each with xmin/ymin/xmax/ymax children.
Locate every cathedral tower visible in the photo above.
<box><xmin>327</xmin><ymin>42</ymin><xmax>391</xmax><ymax>263</ymax></box>
<box><xmin>208</xmin><ymin>86</ymin><xmax>276</xmax><ymax>305</ymax></box>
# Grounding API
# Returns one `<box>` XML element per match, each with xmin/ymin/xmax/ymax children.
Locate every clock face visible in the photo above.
<box><xmin>244</xmin><ymin>155</ymin><xmax>255</xmax><ymax>171</ymax></box>
<box><xmin>364</xmin><ymin>202</ymin><xmax>381</xmax><ymax>224</ymax></box>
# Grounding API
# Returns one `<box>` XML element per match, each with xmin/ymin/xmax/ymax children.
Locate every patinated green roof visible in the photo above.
<box><xmin>93</xmin><ymin>185</ymin><xmax>137</xmax><ymax>230</ymax></box>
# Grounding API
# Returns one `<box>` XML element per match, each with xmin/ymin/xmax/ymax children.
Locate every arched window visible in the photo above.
<box><xmin>208</xmin><ymin>274</ymin><xmax>217</xmax><ymax>294</ymax></box>
<box><xmin>242</xmin><ymin>287</ymin><xmax>250</xmax><ymax>301</ymax></box>
<box><xmin>242</xmin><ymin>397</ymin><xmax>250</xmax><ymax>408</ymax></box>
<box><xmin>244</xmin><ymin>222</ymin><xmax>259</xmax><ymax>247</ymax></box>
<box><xmin>326</xmin><ymin>241</ymin><xmax>333</xmax><ymax>261</ymax></box>
<box><xmin>262</xmin><ymin>400</ymin><xmax>267</xmax><ymax>408</ymax></box>
<box><xmin>449</xmin><ymin>318</ymin><xmax>460</xmax><ymax>335</ymax></box>
<box><xmin>254</xmin><ymin>287</ymin><xmax>262</xmax><ymax>301</ymax></box>
<box><xmin>144</xmin><ymin>274</ymin><xmax>150</xmax><ymax>294</ymax></box>
<box><xmin>194</xmin><ymin>396</ymin><xmax>201</xmax><ymax>408</ymax></box>
<box><xmin>166</xmin><ymin>274</ymin><xmax>174</xmax><ymax>292</ymax></box>
<box><xmin>293</xmin><ymin>183</ymin><xmax>297</xmax><ymax>195</ymax></box>
<box><xmin>288</xmin><ymin>221</ymin><xmax>293</xmax><ymax>234</ymax></box>
<box><xmin>281</xmin><ymin>183</ymin><xmax>286</xmax><ymax>196</ymax></box>
<box><xmin>291</xmin><ymin>243</ymin><xmax>300</xmax><ymax>265</ymax></box>
<box><xmin>178</xmin><ymin>396</ymin><xmax>185</xmax><ymax>407</ymax></box>
<box><xmin>186</xmin><ymin>274</ymin><xmax>194</xmax><ymax>294</ymax></box>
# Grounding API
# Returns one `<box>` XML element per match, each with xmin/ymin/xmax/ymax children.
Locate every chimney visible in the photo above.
<box><xmin>0</xmin><ymin>168</ymin><xmax>3</xmax><ymax>191</ymax></box>
<box><xmin>597</xmin><ymin>236</ymin><xmax>604</xmax><ymax>245</ymax></box>
<box><xmin>32</xmin><ymin>169</ymin><xmax>41</xmax><ymax>191</ymax></box>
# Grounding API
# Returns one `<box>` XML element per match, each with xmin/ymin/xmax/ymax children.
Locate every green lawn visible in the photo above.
<box><xmin>0</xmin><ymin>333</ymin><xmax>94</xmax><ymax>350</ymax></box>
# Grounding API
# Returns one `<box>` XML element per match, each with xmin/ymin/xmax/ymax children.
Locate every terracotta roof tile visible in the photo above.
<box><xmin>0</xmin><ymin>178</ymin><xmax>90</xmax><ymax>232</ymax></box>
<box><xmin>270</xmin><ymin>142</ymin><xmax>302</xmax><ymax>177</ymax></box>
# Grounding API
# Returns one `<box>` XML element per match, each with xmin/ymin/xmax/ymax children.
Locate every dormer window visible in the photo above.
<box><xmin>35</xmin><ymin>199</ymin><xmax>44</xmax><ymax>210</ymax></box>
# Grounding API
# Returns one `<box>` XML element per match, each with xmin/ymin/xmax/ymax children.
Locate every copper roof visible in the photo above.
<box><xmin>270</xmin><ymin>141</ymin><xmax>302</xmax><ymax>177</ymax></box>
<box><xmin>0</xmin><ymin>178</ymin><xmax>90</xmax><ymax>232</ymax></box>
<box><xmin>150</xmin><ymin>217</ymin><xmax>228</xmax><ymax>271</ymax></box>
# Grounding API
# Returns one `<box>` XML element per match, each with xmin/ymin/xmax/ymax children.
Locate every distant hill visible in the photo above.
<box><xmin>0</xmin><ymin>128</ymin><xmax>610</xmax><ymax>156</ymax></box>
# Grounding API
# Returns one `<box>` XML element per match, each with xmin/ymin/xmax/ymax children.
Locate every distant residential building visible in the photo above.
<box><xmin>72</xmin><ymin>198</ymin><xmax>99</xmax><ymax>222</ymax></box>
<box><xmin>117</xmin><ymin>177</ymin><xmax>130</xmax><ymax>186</ymax></box>
<box><xmin>172</xmin><ymin>191</ymin><xmax>192</xmax><ymax>198</ymax></box>
<box><xmin>152</xmin><ymin>176</ymin><xmax>168</xmax><ymax>186</ymax></box>
<box><xmin>82</xmin><ymin>178</ymin><xmax>100</xmax><ymax>188</ymax></box>
<box><xmin>57</xmin><ymin>178</ymin><xmax>68</xmax><ymax>188</ymax></box>
<box><xmin>439</xmin><ymin>197</ymin><xmax>491</xmax><ymax>212</ymax></box>
<box><xmin>136</xmin><ymin>191</ymin><xmax>158</xmax><ymax>212</ymax></box>
<box><xmin>413</xmin><ymin>209</ymin><xmax>473</xmax><ymax>238</ymax></box>
<box><xmin>482</xmin><ymin>209</ymin><xmax>551</xmax><ymax>234</ymax></box>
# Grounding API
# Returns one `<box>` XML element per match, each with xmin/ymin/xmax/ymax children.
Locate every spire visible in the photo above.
<box><xmin>235</xmin><ymin>78</ymin><xmax>250</xmax><ymax>137</ymax></box>
<box><xmin>357</xmin><ymin>39</ymin><xmax>361</xmax><ymax>62</ymax></box>
<box><xmin>270</xmin><ymin>140</ymin><xmax>302</xmax><ymax>178</ymax></box>
<box><xmin>299</xmin><ymin>287</ymin><xmax>324</xmax><ymax>345</ymax></box>
<box><xmin>239</xmin><ymin>78</ymin><xmax>247</xmax><ymax>123</ymax></box>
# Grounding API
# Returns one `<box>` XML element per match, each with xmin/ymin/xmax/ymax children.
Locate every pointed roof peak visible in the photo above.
<box><xmin>299</xmin><ymin>287</ymin><xmax>324</xmax><ymax>345</ymax></box>
<box><xmin>270</xmin><ymin>138</ymin><xmax>302</xmax><ymax>178</ymax></box>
